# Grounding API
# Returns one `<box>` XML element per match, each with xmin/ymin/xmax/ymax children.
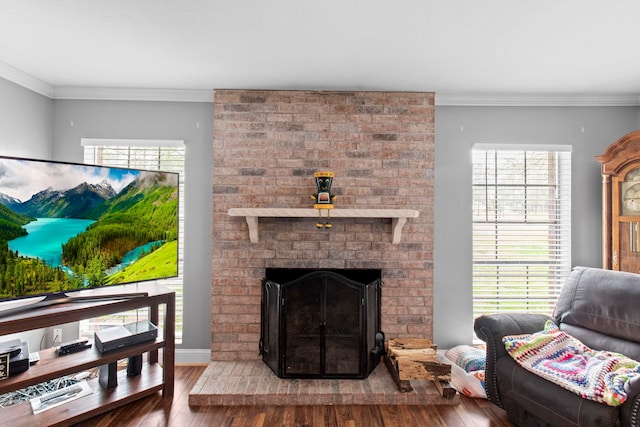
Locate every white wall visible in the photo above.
<box><xmin>3</xmin><ymin>76</ymin><xmax>640</xmax><ymax>353</ymax></box>
<box><xmin>52</xmin><ymin>99</ymin><xmax>214</xmax><ymax>350</ymax></box>
<box><xmin>0</xmin><ymin>78</ymin><xmax>52</xmax><ymax>158</ymax></box>
<box><xmin>434</xmin><ymin>106</ymin><xmax>638</xmax><ymax>348</ymax></box>
<box><xmin>0</xmin><ymin>78</ymin><xmax>53</xmax><ymax>351</ymax></box>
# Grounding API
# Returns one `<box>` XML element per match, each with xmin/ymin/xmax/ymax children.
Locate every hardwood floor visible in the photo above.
<box><xmin>74</xmin><ymin>365</ymin><xmax>513</xmax><ymax>427</ymax></box>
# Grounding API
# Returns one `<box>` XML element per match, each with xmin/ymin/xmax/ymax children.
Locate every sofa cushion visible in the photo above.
<box><xmin>554</xmin><ymin>267</ymin><xmax>640</xmax><ymax>343</ymax></box>
<box><xmin>560</xmin><ymin>323</ymin><xmax>640</xmax><ymax>361</ymax></box>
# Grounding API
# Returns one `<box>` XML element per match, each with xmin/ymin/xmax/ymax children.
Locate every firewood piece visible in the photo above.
<box><xmin>394</xmin><ymin>358</ymin><xmax>452</xmax><ymax>381</ymax></box>
<box><xmin>434</xmin><ymin>380</ymin><xmax>457</xmax><ymax>399</ymax></box>
<box><xmin>384</xmin><ymin>352</ymin><xmax>414</xmax><ymax>392</ymax></box>
<box><xmin>387</xmin><ymin>338</ymin><xmax>437</xmax><ymax>351</ymax></box>
<box><xmin>384</xmin><ymin>337</ymin><xmax>455</xmax><ymax>398</ymax></box>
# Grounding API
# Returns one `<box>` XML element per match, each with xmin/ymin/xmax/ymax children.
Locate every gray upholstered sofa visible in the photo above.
<box><xmin>474</xmin><ymin>266</ymin><xmax>640</xmax><ymax>427</ymax></box>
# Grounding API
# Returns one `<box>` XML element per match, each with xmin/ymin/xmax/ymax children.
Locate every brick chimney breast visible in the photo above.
<box><xmin>212</xmin><ymin>90</ymin><xmax>434</xmax><ymax>361</ymax></box>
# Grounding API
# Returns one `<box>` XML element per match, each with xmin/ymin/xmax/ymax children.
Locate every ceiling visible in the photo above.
<box><xmin>2</xmin><ymin>0</ymin><xmax>640</xmax><ymax>104</ymax></box>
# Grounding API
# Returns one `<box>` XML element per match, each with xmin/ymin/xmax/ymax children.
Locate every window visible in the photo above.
<box><xmin>472</xmin><ymin>144</ymin><xmax>571</xmax><ymax>320</ymax></box>
<box><xmin>80</xmin><ymin>139</ymin><xmax>185</xmax><ymax>342</ymax></box>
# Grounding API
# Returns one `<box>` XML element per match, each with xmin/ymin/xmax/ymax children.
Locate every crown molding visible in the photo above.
<box><xmin>436</xmin><ymin>92</ymin><xmax>640</xmax><ymax>107</ymax></box>
<box><xmin>51</xmin><ymin>88</ymin><xmax>640</xmax><ymax>106</ymax></box>
<box><xmin>0</xmin><ymin>65</ymin><xmax>638</xmax><ymax>106</ymax></box>
<box><xmin>0</xmin><ymin>61</ymin><xmax>53</xmax><ymax>98</ymax></box>
<box><xmin>53</xmin><ymin>86</ymin><xmax>214</xmax><ymax>103</ymax></box>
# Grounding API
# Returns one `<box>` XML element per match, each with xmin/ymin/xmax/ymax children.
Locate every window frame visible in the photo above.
<box><xmin>471</xmin><ymin>143</ymin><xmax>572</xmax><ymax>320</ymax></box>
<box><xmin>80</xmin><ymin>139</ymin><xmax>185</xmax><ymax>343</ymax></box>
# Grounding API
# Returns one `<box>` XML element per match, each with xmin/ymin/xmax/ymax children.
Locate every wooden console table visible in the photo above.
<box><xmin>0</xmin><ymin>283</ymin><xmax>175</xmax><ymax>426</ymax></box>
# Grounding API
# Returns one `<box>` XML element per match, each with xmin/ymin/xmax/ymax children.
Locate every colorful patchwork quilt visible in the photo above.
<box><xmin>503</xmin><ymin>320</ymin><xmax>640</xmax><ymax>406</ymax></box>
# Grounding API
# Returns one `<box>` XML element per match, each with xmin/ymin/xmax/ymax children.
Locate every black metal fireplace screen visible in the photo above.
<box><xmin>260</xmin><ymin>269</ymin><xmax>384</xmax><ymax>379</ymax></box>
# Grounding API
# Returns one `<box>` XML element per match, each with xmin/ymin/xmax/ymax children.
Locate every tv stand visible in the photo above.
<box><xmin>0</xmin><ymin>291</ymin><xmax>150</xmax><ymax>318</ymax></box>
<box><xmin>0</xmin><ymin>283</ymin><xmax>174</xmax><ymax>427</ymax></box>
<box><xmin>67</xmin><ymin>291</ymin><xmax>149</xmax><ymax>302</ymax></box>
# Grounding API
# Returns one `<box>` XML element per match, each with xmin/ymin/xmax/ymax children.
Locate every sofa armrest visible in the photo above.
<box><xmin>474</xmin><ymin>313</ymin><xmax>554</xmax><ymax>408</ymax></box>
<box><xmin>620</xmin><ymin>376</ymin><xmax>640</xmax><ymax>426</ymax></box>
<box><xmin>474</xmin><ymin>313</ymin><xmax>553</xmax><ymax>357</ymax></box>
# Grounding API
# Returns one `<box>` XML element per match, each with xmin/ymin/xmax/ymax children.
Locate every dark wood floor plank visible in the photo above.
<box><xmin>453</xmin><ymin>394</ymin><xmax>513</xmax><ymax>427</ymax></box>
<box><xmin>71</xmin><ymin>365</ymin><xmax>513</xmax><ymax>427</ymax></box>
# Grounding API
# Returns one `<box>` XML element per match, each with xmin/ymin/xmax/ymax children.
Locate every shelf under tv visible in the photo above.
<box><xmin>0</xmin><ymin>291</ymin><xmax>150</xmax><ymax>318</ymax></box>
<box><xmin>3</xmin><ymin>364</ymin><xmax>164</xmax><ymax>427</ymax></box>
<box><xmin>0</xmin><ymin>283</ymin><xmax>175</xmax><ymax>427</ymax></box>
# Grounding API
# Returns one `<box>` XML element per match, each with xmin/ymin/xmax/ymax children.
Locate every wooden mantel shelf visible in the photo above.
<box><xmin>228</xmin><ymin>208</ymin><xmax>420</xmax><ymax>244</ymax></box>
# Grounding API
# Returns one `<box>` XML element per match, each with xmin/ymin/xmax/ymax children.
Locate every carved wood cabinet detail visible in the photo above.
<box><xmin>596</xmin><ymin>130</ymin><xmax>640</xmax><ymax>272</ymax></box>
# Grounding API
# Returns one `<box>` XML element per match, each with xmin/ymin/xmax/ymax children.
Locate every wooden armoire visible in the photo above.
<box><xmin>596</xmin><ymin>130</ymin><xmax>640</xmax><ymax>271</ymax></box>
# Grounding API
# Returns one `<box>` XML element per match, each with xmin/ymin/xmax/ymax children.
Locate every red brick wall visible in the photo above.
<box><xmin>212</xmin><ymin>90</ymin><xmax>434</xmax><ymax>361</ymax></box>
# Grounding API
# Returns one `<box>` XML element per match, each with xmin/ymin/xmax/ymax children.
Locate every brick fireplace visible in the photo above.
<box><xmin>211</xmin><ymin>89</ymin><xmax>434</xmax><ymax>362</ymax></box>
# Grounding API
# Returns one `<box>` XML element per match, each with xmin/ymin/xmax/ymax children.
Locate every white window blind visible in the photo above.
<box><xmin>472</xmin><ymin>144</ymin><xmax>571</xmax><ymax>319</ymax></box>
<box><xmin>80</xmin><ymin>139</ymin><xmax>185</xmax><ymax>342</ymax></box>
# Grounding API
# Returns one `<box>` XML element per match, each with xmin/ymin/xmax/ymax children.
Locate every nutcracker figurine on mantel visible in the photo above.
<box><xmin>311</xmin><ymin>171</ymin><xmax>336</xmax><ymax>228</ymax></box>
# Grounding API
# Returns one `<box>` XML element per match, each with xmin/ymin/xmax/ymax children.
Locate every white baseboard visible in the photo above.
<box><xmin>175</xmin><ymin>348</ymin><xmax>211</xmax><ymax>365</ymax></box>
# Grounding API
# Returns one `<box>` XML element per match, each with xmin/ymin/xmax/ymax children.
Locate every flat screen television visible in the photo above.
<box><xmin>0</xmin><ymin>155</ymin><xmax>179</xmax><ymax>315</ymax></box>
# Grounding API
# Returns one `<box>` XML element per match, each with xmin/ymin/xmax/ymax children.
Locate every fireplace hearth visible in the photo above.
<box><xmin>260</xmin><ymin>269</ymin><xmax>384</xmax><ymax>379</ymax></box>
